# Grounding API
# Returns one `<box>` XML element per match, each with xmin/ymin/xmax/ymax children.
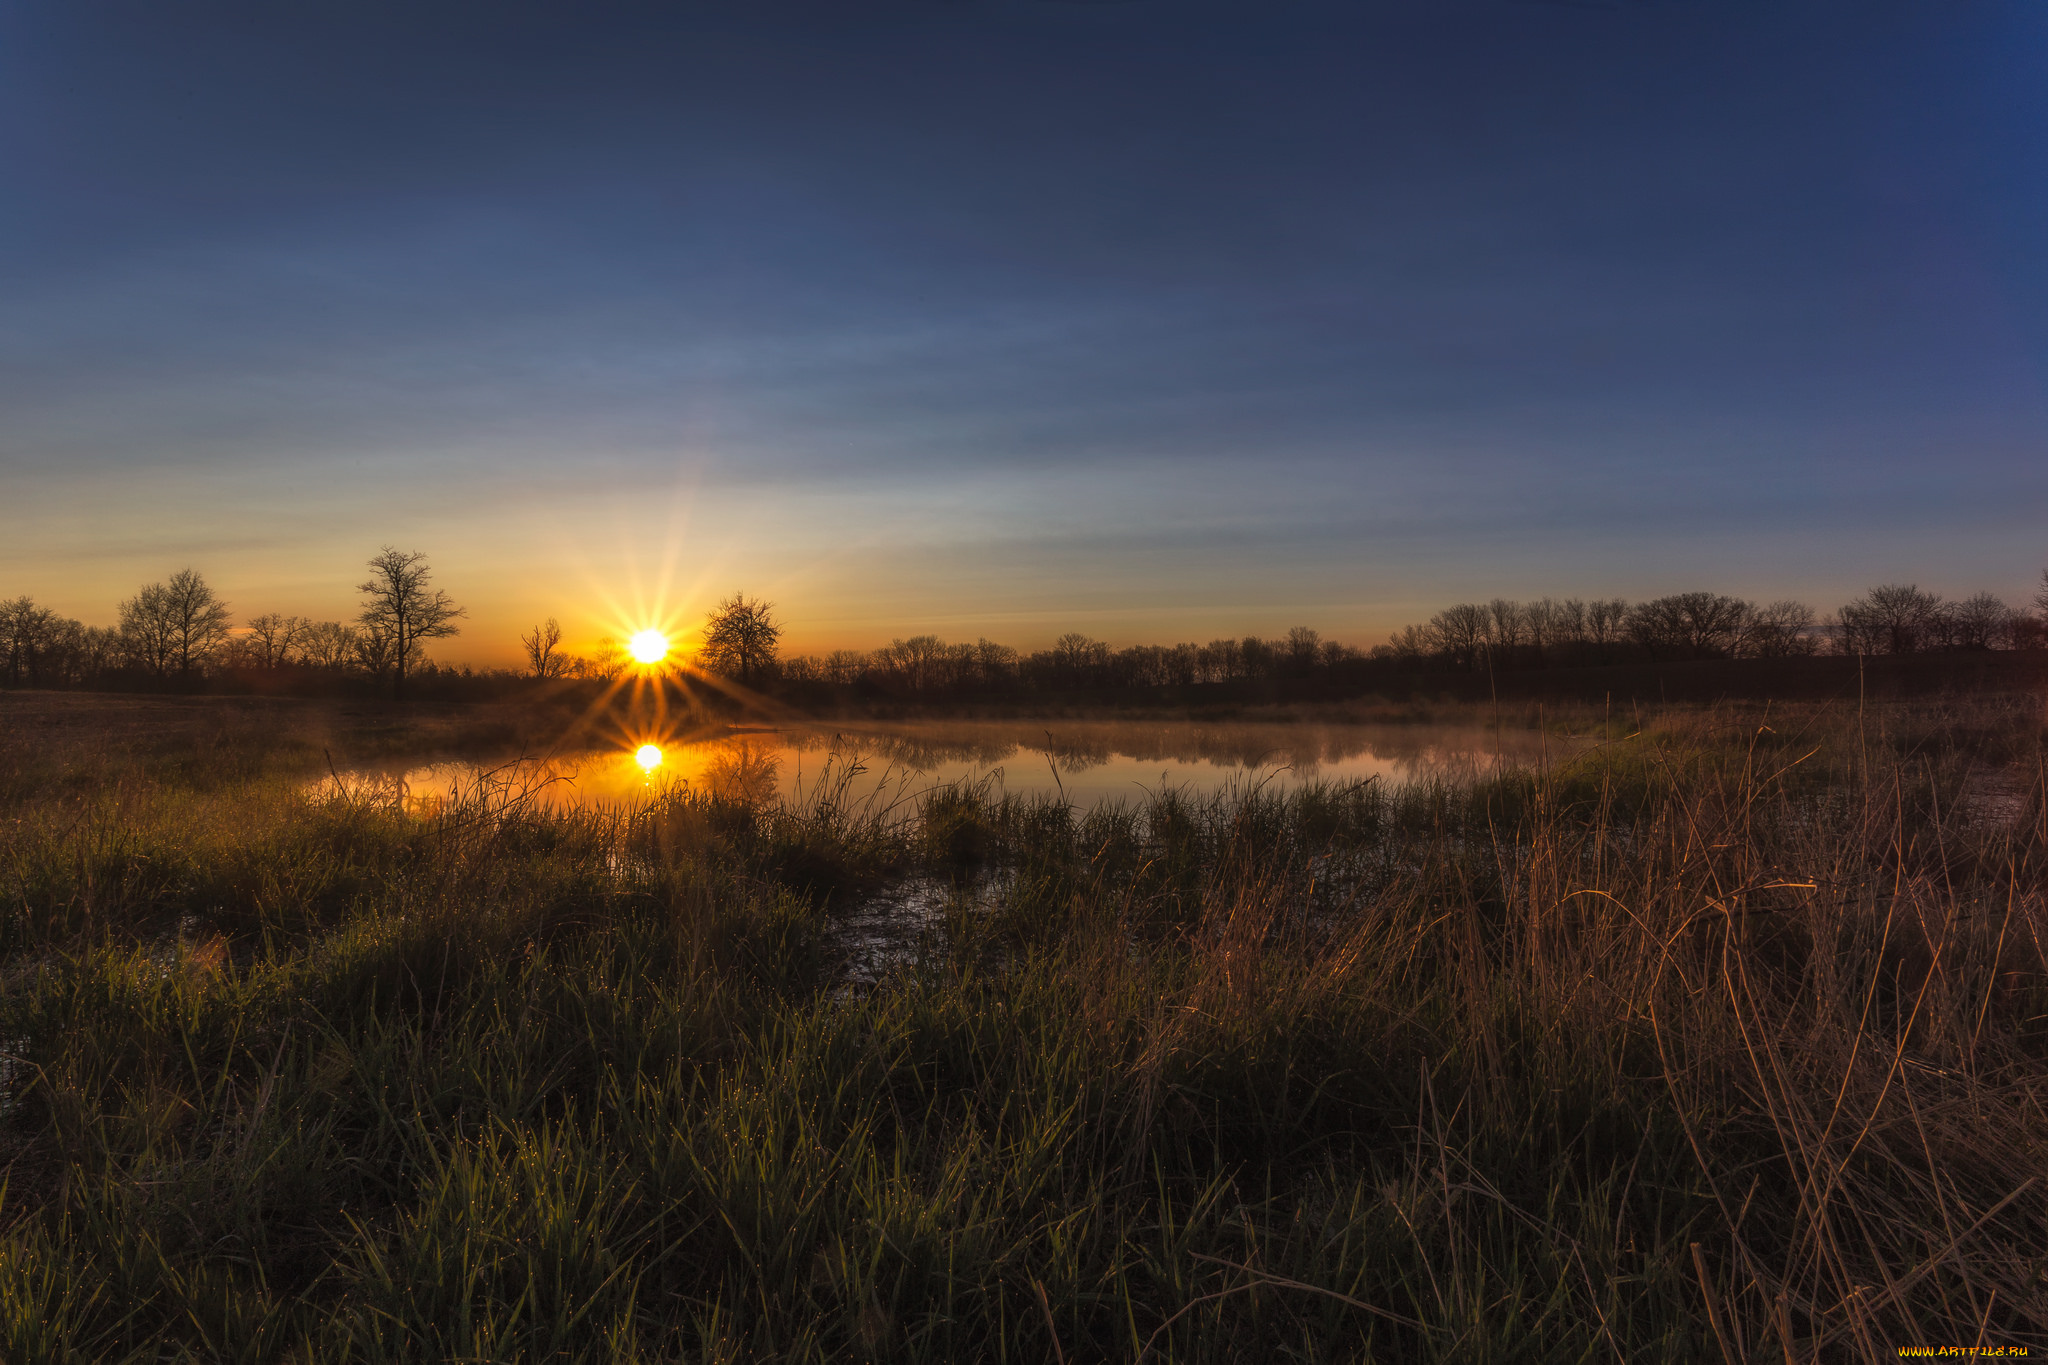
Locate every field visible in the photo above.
<box><xmin>1</xmin><ymin>690</ymin><xmax>2044</xmax><ymax>1361</ymax></box>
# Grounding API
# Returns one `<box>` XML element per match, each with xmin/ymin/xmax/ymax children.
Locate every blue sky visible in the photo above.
<box><xmin>4</xmin><ymin>0</ymin><xmax>2045</xmax><ymax>661</ymax></box>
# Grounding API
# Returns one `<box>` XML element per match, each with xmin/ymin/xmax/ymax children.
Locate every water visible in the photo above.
<box><xmin>311</xmin><ymin>718</ymin><xmax>1570</xmax><ymax>814</ymax></box>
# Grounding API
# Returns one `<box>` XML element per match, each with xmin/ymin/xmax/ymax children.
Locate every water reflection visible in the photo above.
<box><xmin>312</xmin><ymin>719</ymin><xmax>1573</xmax><ymax>814</ymax></box>
<box><xmin>701</xmin><ymin>737</ymin><xmax>783</xmax><ymax>804</ymax></box>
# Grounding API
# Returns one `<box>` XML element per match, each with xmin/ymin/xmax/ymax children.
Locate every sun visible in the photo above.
<box><xmin>634</xmin><ymin>744</ymin><xmax>664</xmax><ymax>772</ymax></box>
<box><xmin>628</xmin><ymin>629</ymin><xmax>669</xmax><ymax>665</ymax></box>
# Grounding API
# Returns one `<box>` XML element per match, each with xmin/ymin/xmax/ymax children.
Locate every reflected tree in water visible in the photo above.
<box><xmin>702</xmin><ymin>737</ymin><xmax>783</xmax><ymax>804</ymax></box>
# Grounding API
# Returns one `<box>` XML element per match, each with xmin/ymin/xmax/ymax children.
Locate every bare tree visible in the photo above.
<box><xmin>0</xmin><ymin>607</ymin><xmax>79</xmax><ymax>688</ymax></box>
<box><xmin>356</xmin><ymin>548</ymin><xmax>466</xmax><ymax>700</ymax></box>
<box><xmin>1836</xmin><ymin>584</ymin><xmax>1943</xmax><ymax>655</ymax></box>
<box><xmin>119</xmin><ymin>584</ymin><xmax>177</xmax><ymax>679</ymax></box>
<box><xmin>1585</xmin><ymin>599</ymin><xmax>1630</xmax><ymax>650</ymax></box>
<box><xmin>1</xmin><ymin>596</ymin><xmax>59</xmax><ymax>688</ymax></box>
<box><xmin>352</xmin><ymin>624</ymin><xmax>396</xmax><ymax>682</ymax></box>
<box><xmin>164</xmin><ymin>569</ymin><xmax>232</xmax><ymax>676</ymax></box>
<box><xmin>1627</xmin><ymin>592</ymin><xmax>1750</xmax><ymax>659</ymax></box>
<box><xmin>820</xmin><ymin>649</ymin><xmax>867</xmax><ymax>686</ymax></box>
<box><xmin>1196</xmin><ymin>640</ymin><xmax>1231</xmax><ymax>682</ymax></box>
<box><xmin>1382</xmin><ymin>624</ymin><xmax>1430</xmax><ymax>661</ymax></box>
<box><xmin>521</xmin><ymin>617</ymin><xmax>571</xmax><ymax>679</ymax></box>
<box><xmin>1554</xmin><ymin>598</ymin><xmax>1589</xmax><ymax>650</ymax></box>
<box><xmin>1285</xmin><ymin>626</ymin><xmax>1323</xmax><ymax>675</ymax></box>
<box><xmin>243</xmin><ymin>613</ymin><xmax>308</xmax><ymax>669</ymax></box>
<box><xmin>1042</xmin><ymin>632</ymin><xmax>1111</xmax><ymax>686</ymax></box>
<box><xmin>1741</xmin><ymin>600</ymin><xmax>1816</xmax><ymax>657</ymax></box>
<box><xmin>1425</xmin><ymin>603</ymin><xmax>1489</xmax><ymax>669</ymax></box>
<box><xmin>697</xmin><ymin>593</ymin><xmax>782</xmax><ymax>684</ymax></box>
<box><xmin>1239</xmin><ymin>636</ymin><xmax>1277</xmax><ymax>678</ymax></box>
<box><xmin>118</xmin><ymin>569</ymin><xmax>231</xmax><ymax>683</ymax></box>
<box><xmin>1942</xmin><ymin>593</ymin><xmax>2013</xmax><ymax>651</ymax></box>
<box><xmin>83</xmin><ymin>624</ymin><xmax>119</xmax><ymax>678</ymax></box>
<box><xmin>299</xmin><ymin>621</ymin><xmax>358</xmax><ymax>670</ymax></box>
<box><xmin>879</xmin><ymin>634</ymin><xmax>949</xmax><ymax>692</ymax></box>
<box><xmin>1522</xmin><ymin>598</ymin><xmax>1562</xmax><ymax>659</ymax></box>
<box><xmin>1486</xmin><ymin>599</ymin><xmax>1525</xmax><ymax>651</ymax></box>
<box><xmin>975</xmin><ymin>638</ymin><xmax>1019</xmax><ymax>686</ymax></box>
<box><xmin>584</xmin><ymin>638</ymin><xmax>628</xmax><ymax>682</ymax></box>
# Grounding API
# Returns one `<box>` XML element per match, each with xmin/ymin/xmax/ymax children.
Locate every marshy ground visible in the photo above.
<box><xmin>1</xmin><ymin>691</ymin><xmax>2044</xmax><ymax>1361</ymax></box>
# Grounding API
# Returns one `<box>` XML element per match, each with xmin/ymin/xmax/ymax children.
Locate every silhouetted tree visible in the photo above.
<box><xmin>1942</xmin><ymin>593</ymin><xmax>2013</xmax><ymax>651</ymax></box>
<box><xmin>1627</xmin><ymin>592</ymin><xmax>1750</xmax><ymax>659</ymax></box>
<box><xmin>1741</xmin><ymin>600</ymin><xmax>1816</xmax><ymax>657</ymax></box>
<box><xmin>352</xmin><ymin>624</ymin><xmax>396</xmax><ymax>683</ymax></box>
<box><xmin>1</xmin><ymin>596</ymin><xmax>61</xmax><ymax>688</ymax></box>
<box><xmin>1044</xmin><ymin>632</ymin><xmax>1110</xmax><ymax>687</ymax></box>
<box><xmin>356</xmin><ymin>548</ymin><xmax>465</xmax><ymax>700</ymax></box>
<box><xmin>1380</xmin><ymin>624</ymin><xmax>1430</xmax><ymax>661</ymax></box>
<box><xmin>1521</xmin><ymin>598</ymin><xmax>1564</xmax><ymax>661</ymax></box>
<box><xmin>698</xmin><ymin>593</ymin><xmax>781</xmax><ymax>684</ymax></box>
<box><xmin>579</xmin><ymin>638</ymin><xmax>627</xmax><ymax>682</ymax></box>
<box><xmin>76</xmin><ymin>624</ymin><xmax>120</xmax><ymax>682</ymax></box>
<box><xmin>880</xmin><ymin>634</ymin><xmax>948</xmax><ymax>692</ymax></box>
<box><xmin>975</xmin><ymin>638</ymin><xmax>1019</xmax><ymax>687</ymax></box>
<box><xmin>119</xmin><ymin>569</ymin><xmax>231</xmax><ymax>683</ymax></box>
<box><xmin>819</xmin><ymin>649</ymin><xmax>866</xmax><ymax>686</ymax></box>
<box><xmin>1553</xmin><ymin>598</ymin><xmax>1588</xmax><ymax>651</ymax></box>
<box><xmin>1285</xmin><ymin>626</ymin><xmax>1322</xmax><ymax>675</ymax></box>
<box><xmin>243</xmin><ymin>612</ymin><xmax>307</xmax><ymax>669</ymax></box>
<box><xmin>1199</xmin><ymin>637</ymin><xmax>1243</xmax><ymax>681</ymax></box>
<box><xmin>1485</xmin><ymin>599</ymin><xmax>1525</xmax><ymax>652</ymax></box>
<box><xmin>299</xmin><ymin>621</ymin><xmax>357</xmax><ymax>670</ymax></box>
<box><xmin>1836</xmin><ymin>584</ymin><xmax>1942</xmax><ymax>655</ymax></box>
<box><xmin>1584</xmin><ymin>599</ymin><xmax>1630</xmax><ymax>651</ymax></box>
<box><xmin>1426</xmin><ymin>604</ymin><xmax>1489</xmax><ymax>669</ymax></box>
<box><xmin>521</xmin><ymin>617</ymin><xmax>571</xmax><ymax>679</ymax></box>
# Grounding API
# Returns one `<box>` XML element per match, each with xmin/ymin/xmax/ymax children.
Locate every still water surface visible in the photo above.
<box><xmin>316</xmin><ymin>719</ymin><xmax>1572</xmax><ymax>814</ymax></box>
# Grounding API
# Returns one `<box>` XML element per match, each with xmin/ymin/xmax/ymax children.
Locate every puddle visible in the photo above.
<box><xmin>827</xmin><ymin>875</ymin><xmax>960</xmax><ymax>991</ymax></box>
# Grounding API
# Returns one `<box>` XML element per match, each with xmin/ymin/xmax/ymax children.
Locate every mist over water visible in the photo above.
<box><xmin>314</xmin><ymin>719</ymin><xmax>1572</xmax><ymax>814</ymax></box>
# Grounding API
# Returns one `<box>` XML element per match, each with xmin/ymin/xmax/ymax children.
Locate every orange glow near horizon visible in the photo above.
<box><xmin>628</xmin><ymin>629</ymin><xmax>670</xmax><ymax>664</ymax></box>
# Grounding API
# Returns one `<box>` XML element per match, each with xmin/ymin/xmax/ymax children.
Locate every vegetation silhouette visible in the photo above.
<box><xmin>5</xmin><ymin>566</ymin><xmax>2048</xmax><ymax>713</ymax></box>
<box><xmin>117</xmin><ymin>568</ymin><xmax>231</xmax><ymax>685</ymax></box>
<box><xmin>520</xmin><ymin>616</ymin><xmax>572</xmax><ymax>679</ymax></box>
<box><xmin>356</xmin><ymin>547</ymin><xmax>466</xmax><ymax>701</ymax></box>
<box><xmin>698</xmin><ymin>592</ymin><xmax>782</xmax><ymax>685</ymax></box>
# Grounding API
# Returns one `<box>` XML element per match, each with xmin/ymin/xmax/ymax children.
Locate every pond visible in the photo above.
<box><xmin>313</xmin><ymin>718</ymin><xmax>1575</xmax><ymax>815</ymax></box>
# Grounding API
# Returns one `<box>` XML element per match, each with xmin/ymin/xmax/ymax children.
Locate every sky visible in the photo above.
<box><xmin>4</xmin><ymin>0</ymin><xmax>2046</xmax><ymax>665</ymax></box>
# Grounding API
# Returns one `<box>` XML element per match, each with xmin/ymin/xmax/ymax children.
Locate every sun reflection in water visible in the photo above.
<box><xmin>634</xmin><ymin>744</ymin><xmax>664</xmax><ymax>772</ymax></box>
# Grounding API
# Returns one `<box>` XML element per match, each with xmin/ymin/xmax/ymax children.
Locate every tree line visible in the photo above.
<box><xmin>1381</xmin><ymin>581</ymin><xmax>2047</xmax><ymax>670</ymax></box>
<box><xmin>1</xmin><ymin>549</ymin><xmax>465</xmax><ymax>699</ymax></box>
<box><xmin>8</xmin><ymin>560</ymin><xmax>2047</xmax><ymax>699</ymax></box>
<box><xmin>759</xmin><ymin>574</ymin><xmax>2048</xmax><ymax>696</ymax></box>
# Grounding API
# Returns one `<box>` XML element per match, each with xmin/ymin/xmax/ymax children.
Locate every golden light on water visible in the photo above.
<box><xmin>628</xmin><ymin>630</ymin><xmax>670</xmax><ymax>664</ymax></box>
<box><xmin>634</xmin><ymin>744</ymin><xmax>664</xmax><ymax>771</ymax></box>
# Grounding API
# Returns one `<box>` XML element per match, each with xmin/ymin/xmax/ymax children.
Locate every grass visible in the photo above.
<box><xmin>0</xmin><ymin>694</ymin><xmax>2044</xmax><ymax>1361</ymax></box>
